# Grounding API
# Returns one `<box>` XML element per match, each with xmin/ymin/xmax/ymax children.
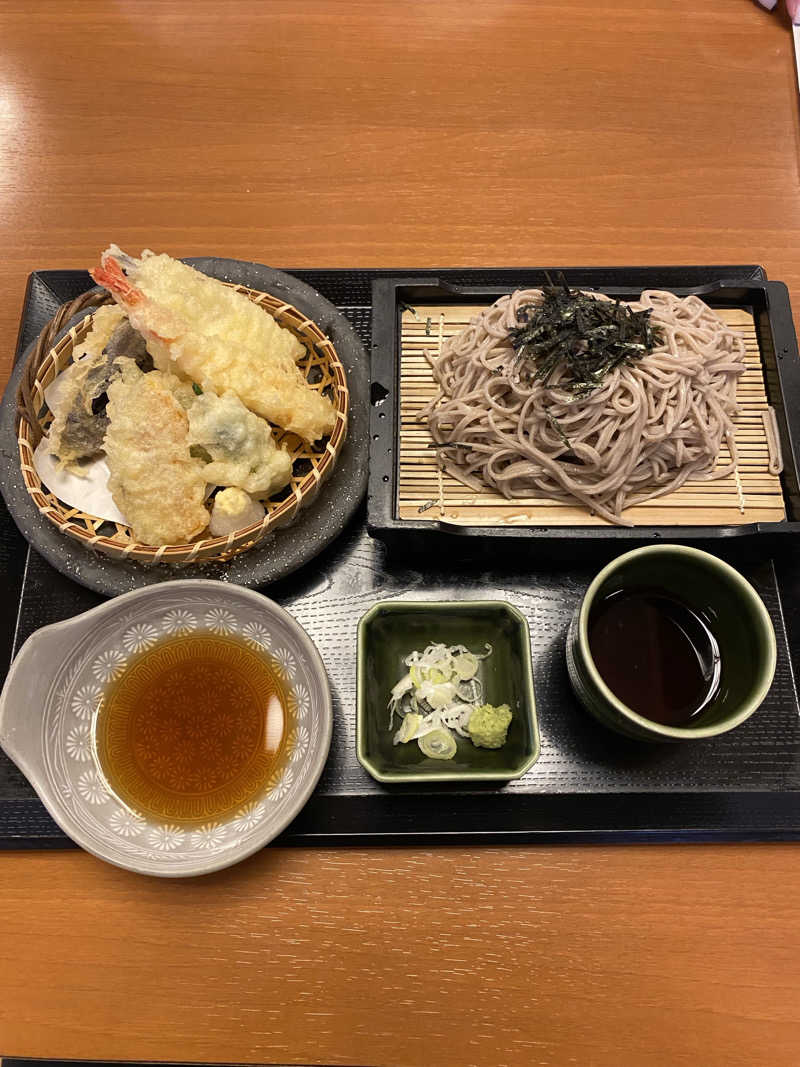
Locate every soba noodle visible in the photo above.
<box><xmin>425</xmin><ymin>290</ymin><xmax>746</xmax><ymax>526</ymax></box>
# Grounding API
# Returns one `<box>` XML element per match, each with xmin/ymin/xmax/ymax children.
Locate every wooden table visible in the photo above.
<box><xmin>1</xmin><ymin>2</ymin><xmax>800</xmax><ymax>1064</ymax></box>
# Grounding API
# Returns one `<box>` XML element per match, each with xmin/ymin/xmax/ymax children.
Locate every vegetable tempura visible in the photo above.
<box><xmin>104</xmin><ymin>366</ymin><xmax>209</xmax><ymax>545</ymax></box>
<box><xmin>187</xmin><ymin>390</ymin><xmax>293</xmax><ymax>496</ymax></box>
<box><xmin>209</xmin><ymin>487</ymin><xmax>266</xmax><ymax>537</ymax></box>
<box><xmin>47</xmin><ymin>305</ymin><xmax>127</xmax><ymax>471</ymax></box>
<box><xmin>91</xmin><ymin>247</ymin><xmax>337</xmax><ymax>442</ymax></box>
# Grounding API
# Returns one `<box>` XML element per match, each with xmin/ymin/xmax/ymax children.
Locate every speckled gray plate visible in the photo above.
<box><xmin>0</xmin><ymin>258</ymin><xmax>368</xmax><ymax>597</ymax></box>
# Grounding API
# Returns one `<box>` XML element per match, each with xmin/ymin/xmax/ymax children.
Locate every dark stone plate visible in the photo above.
<box><xmin>0</xmin><ymin>258</ymin><xmax>369</xmax><ymax>597</ymax></box>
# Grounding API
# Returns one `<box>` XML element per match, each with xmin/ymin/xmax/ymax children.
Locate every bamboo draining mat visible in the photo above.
<box><xmin>398</xmin><ymin>305</ymin><xmax>785</xmax><ymax>526</ymax></box>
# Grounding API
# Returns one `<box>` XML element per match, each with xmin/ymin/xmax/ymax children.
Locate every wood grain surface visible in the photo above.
<box><xmin>1</xmin><ymin>1</ymin><xmax>800</xmax><ymax>1065</ymax></box>
<box><xmin>1</xmin><ymin>845</ymin><xmax>800</xmax><ymax>1067</ymax></box>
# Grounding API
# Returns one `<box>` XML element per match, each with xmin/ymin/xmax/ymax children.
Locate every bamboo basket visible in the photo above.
<box><xmin>16</xmin><ymin>286</ymin><xmax>349</xmax><ymax>564</ymax></box>
<box><xmin>398</xmin><ymin>304</ymin><xmax>785</xmax><ymax>527</ymax></box>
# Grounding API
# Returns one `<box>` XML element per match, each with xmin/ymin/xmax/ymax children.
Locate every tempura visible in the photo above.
<box><xmin>104</xmin><ymin>366</ymin><xmax>209</xmax><ymax>545</ymax></box>
<box><xmin>186</xmin><ymin>389</ymin><xmax>293</xmax><ymax>496</ymax></box>
<box><xmin>91</xmin><ymin>247</ymin><xmax>336</xmax><ymax>442</ymax></box>
<box><xmin>48</xmin><ymin>305</ymin><xmax>126</xmax><ymax>470</ymax></box>
<box><xmin>209</xmin><ymin>488</ymin><xmax>266</xmax><ymax>537</ymax></box>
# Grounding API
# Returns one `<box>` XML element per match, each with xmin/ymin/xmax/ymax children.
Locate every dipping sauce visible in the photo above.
<box><xmin>587</xmin><ymin>588</ymin><xmax>721</xmax><ymax>726</ymax></box>
<box><xmin>96</xmin><ymin>633</ymin><xmax>291</xmax><ymax>823</ymax></box>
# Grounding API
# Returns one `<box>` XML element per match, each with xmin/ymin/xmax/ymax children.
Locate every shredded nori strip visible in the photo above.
<box><xmin>546</xmin><ymin>412</ymin><xmax>571</xmax><ymax>449</ymax></box>
<box><xmin>427</xmin><ymin>441</ymin><xmax>477</xmax><ymax>451</ymax></box>
<box><xmin>508</xmin><ymin>275</ymin><xmax>663</xmax><ymax>396</ymax></box>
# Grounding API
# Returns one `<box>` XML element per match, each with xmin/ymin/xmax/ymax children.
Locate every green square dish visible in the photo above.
<box><xmin>357</xmin><ymin>600</ymin><xmax>540</xmax><ymax>783</ymax></box>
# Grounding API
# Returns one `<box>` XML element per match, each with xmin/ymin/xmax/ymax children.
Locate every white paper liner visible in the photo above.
<box><xmin>33</xmin><ymin>439</ymin><xmax>129</xmax><ymax>525</ymax></box>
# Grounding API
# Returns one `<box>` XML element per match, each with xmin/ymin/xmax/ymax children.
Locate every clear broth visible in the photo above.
<box><xmin>95</xmin><ymin>632</ymin><xmax>291</xmax><ymax>823</ymax></box>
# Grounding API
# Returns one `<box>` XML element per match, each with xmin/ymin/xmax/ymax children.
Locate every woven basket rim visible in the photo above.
<box><xmin>16</xmin><ymin>284</ymin><xmax>349</xmax><ymax>563</ymax></box>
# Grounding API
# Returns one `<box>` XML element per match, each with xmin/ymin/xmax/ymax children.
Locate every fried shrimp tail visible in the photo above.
<box><xmin>91</xmin><ymin>256</ymin><xmax>143</xmax><ymax>308</ymax></box>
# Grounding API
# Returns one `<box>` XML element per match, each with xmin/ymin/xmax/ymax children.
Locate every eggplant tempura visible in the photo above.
<box><xmin>48</xmin><ymin>306</ymin><xmax>153</xmax><ymax>471</ymax></box>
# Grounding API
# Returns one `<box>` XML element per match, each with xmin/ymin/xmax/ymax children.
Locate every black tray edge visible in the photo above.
<box><xmin>3</xmin><ymin>791</ymin><xmax>800</xmax><ymax>849</ymax></box>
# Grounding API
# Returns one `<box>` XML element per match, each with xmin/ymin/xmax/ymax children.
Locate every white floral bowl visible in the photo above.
<box><xmin>0</xmin><ymin>580</ymin><xmax>332</xmax><ymax>877</ymax></box>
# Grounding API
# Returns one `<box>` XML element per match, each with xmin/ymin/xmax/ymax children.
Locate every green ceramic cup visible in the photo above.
<box><xmin>566</xmin><ymin>545</ymin><xmax>777</xmax><ymax>742</ymax></box>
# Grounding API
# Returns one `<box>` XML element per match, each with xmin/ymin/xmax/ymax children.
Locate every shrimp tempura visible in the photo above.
<box><xmin>104</xmin><ymin>366</ymin><xmax>209</xmax><ymax>545</ymax></box>
<box><xmin>91</xmin><ymin>247</ymin><xmax>337</xmax><ymax>443</ymax></box>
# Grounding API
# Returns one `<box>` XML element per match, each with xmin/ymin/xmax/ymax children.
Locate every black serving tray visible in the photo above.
<box><xmin>2</xmin><ymin>266</ymin><xmax>800</xmax><ymax>848</ymax></box>
<box><xmin>368</xmin><ymin>266</ymin><xmax>800</xmax><ymax>552</ymax></box>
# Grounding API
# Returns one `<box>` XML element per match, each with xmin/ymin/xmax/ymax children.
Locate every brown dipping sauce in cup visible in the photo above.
<box><xmin>587</xmin><ymin>587</ymin><xmax>722</xmax><ymax>727</ymax></box>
